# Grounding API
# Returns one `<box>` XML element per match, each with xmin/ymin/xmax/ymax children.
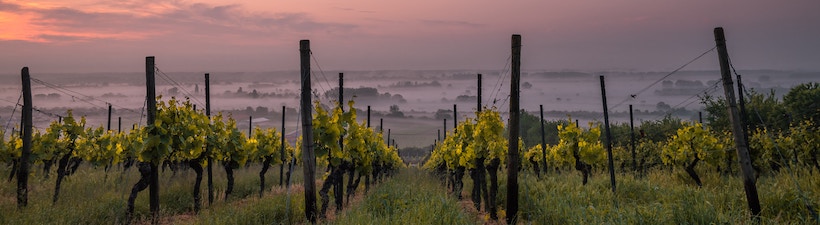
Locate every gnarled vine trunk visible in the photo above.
<box><xmin>224</xmin><ymin>161</ymin><xmax>238</xmax><ymax>200</ymax></box>
<box><xmin>259</xmin><ymin>156</ymin><xmax>273</xmax><ymax>198</ymax></box>
<box><xmin>126</xmin><ymin>162</ymin><xmax>152</xmax><ymax>224</ymax></box>
<box><xmin>487</xmin><ymin>158</ymin><xmax>500</xmax><ymax>220</ymax></box>
<box><xmin>188</xmin><ymin>160</ymin><xmax>203</xmax><ymax>213</ymax></box>
<box><xmin>685</xmin><ymin>156</ymin><xmax>703</xmax><ymax>187</ymax></box>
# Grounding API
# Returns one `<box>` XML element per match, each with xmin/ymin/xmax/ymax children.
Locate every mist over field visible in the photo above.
<box><xmin>1</xmin><ymin>69</ymin><xmax>816</xmax><ymax>147</ymax></box>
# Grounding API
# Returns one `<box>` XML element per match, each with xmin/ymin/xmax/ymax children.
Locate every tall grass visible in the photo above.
<box><xmin>503</xmin><ymin>167</ymin><xmax>820</xmax><ymax>224</ymax></box>
<box><xmin>0</xmin><ymin>163</ymin><xmax>304</xmax><ymax>224</ymax></box>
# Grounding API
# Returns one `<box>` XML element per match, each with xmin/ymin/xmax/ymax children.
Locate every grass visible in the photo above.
<box><xmin>329</xmin><ymin>168</ymin><xmax>478</xmax><ymax>225</ymax></box>
<box><xmin>0</xmin><ymin>163</ymin><xmax>305</xmax><ymax>224</ymax></box>
<box><xmin>3</xmin><ymin>162</ymin><xmax>818</xmax><ymax>224</ymax></box>
<box><xmin>484</xmin><ymin>167</ymin><xmax>820</xmax><ymax>224</ymax></box>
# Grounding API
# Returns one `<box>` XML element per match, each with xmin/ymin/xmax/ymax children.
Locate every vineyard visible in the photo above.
<box><xmin>2</xmin><ymin>28</ymin><xmax>820</xmax><ymax>224</ymax></box>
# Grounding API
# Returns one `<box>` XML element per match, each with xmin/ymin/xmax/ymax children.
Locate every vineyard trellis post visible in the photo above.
<box><xmin>280</xmin><ymin>105</ymin><xmax>286</xmax><ymax>186</ymax></box>
<box><xmin>629</xmin><ymin>104</ymin><xmax>636</xmax><ymax>173</ymax></box>
<box><xmin>145</xmin><ymin>56</ymin><xmax>160</xmax><ymax>223</ymax></box>
<box><xmin>18</xmin><ymin>66</ymin><xmax>32</xmax><ymax>208</ymax></box>
<box><xmin>477</xmin><ymin>74</ymin><xmax>482</xmax><ymax>112</ymax></box>
<box><xmin>205</xmin><ymin>73</ymin><xmax>214</xmax><ymax>205</ymax></box>
<box><xmin>540</xmin><ymin>105</ymin><xmax>547</xmax><ymax>175</ymax></box>
<box><xmin>443</xmin><ymin>119</ymin><xmax>447</xmax><ymax>139</ymax></box>
<box><xmin>365</xmin><ymin>105</ymin><xmax>371</xmax><ymax>193</ymax></box>
<box><xmin>714</xmin><ymin>27</ymin><xmax>761</xmax><ymax>220</ymax></box>
<box><xmin>599</xmin><ymin>75</ymin><xmax>616</xmax><ymax>192</ymax></box>
<box><xmin>299</xmin><ymin>39</ymin><xmax>318</xmax><ymax>223</ymax></box>
<box><xmin>248</xmin><ymin>116</ymin><xmax>252</xmax><ymax>135</ymax></box>
<box><xmin>736</xmin><ymin>74</ymin><xmax>752</xmax><ymax>172</ymax></box>
<box><xmin>107</xmin><ymin>104</ymin><xmax>112</xmax><ymax>131</ymax></box>
<box><xmin>118</xmin><ymin>117</ymin><xmax>122</xmax><ymax>133</ymax></box>
<box><xmin>506</xmin><ymin>34</ymin><xmax>521</xmax><ymax>224</ymax></box>
<box><xmin>453</xmin><ymin>104</ymin><xmax>457</xmax><ymax>133</ymax></box>
<box><xmin>338</xmin><ymin>72</ymin><xmax>346</xmax><ymax>210</ymax></box>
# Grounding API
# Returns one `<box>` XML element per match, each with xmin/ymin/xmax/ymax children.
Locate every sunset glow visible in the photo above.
<box><xmin>0</xmin><ymin>0</ymin><xmax>818</xmax><ymax>72</ymax></box>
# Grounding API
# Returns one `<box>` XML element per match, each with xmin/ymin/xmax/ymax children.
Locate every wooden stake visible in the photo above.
<box><xmin>107</xmin><ymin>104</ymin><xmax>112</xmax><ymax>131</ymax></box>
<box><xmin>630</xmin><ymin>105</ymin><xmax>636</xmax><ymax>172</ymax></box>
<box><xmin>599</xmin><ymin>75</ymin><xmax>616</xmax><ymax>192</ymax></box>
<box><xmin>540</xmin><ymin>105</ymin><xmax>547</xmax><ymax>174</ymax></box>
<box><xmin>714</xmin><ymin>27</ymin><xmax>761</xmax><ymax>219</ymax></box>
<box><xmin>506</xmin><ymin>34</ymin><xmax>521</xmax><ymax>224</ymax></box>
<box><xmin>299</xmin><ymin>39</ymin><xmax>318</xmax><ymax>223</ymax></box>
<box><xmin>145</xmin><ymin>56</ymin><xmax>160</xmax><ymax>222</ymax></box>
<box><xmin>280</xmin><ymin>106</ymin><xmax>286</xmax><ymax>186</ymax></box>
<box><xmin>205</xmin><ymin>73</ymin><xmax>214</xmax><ymax>205</ymax></box>
<box><xmin>477</xmin><ymin>74</ymin><xmax>482</xmax><ymax>112</ymax></box>
<box><xmin>18</xmin><ymin>67</ymin><xmax>32</xmax><ymax>208</ymax></box>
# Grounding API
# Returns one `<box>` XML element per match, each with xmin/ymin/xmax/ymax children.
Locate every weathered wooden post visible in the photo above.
<box><xmin>506</xmin><ymin>34</ymin><xmax>521</xmax><ymax>224</ymax></box>
<box><xmin>300</xmin><ymin>40</ymin><xmax>318</xmax><ymax>223</ymax></box>
<box><xmin>453</xmin><ymin>104</ymin><xmax>458</xmax><ymax>133</ymax></box>
<box><xmin>714</xmin><ymin>27</ymin><xmax>761</xmax><ymax>219</ymax></box>
<box><xmin>107</xmin><ymin>104</ymin><xmax>112</xmax><ymax>131</ymax></box>
<box><xmin>540</xmin><ymin>105</ymin><xmax>547</xmax><ymax>174</ymax></box>
<box><xmin>205</xmin><ymin>73</ymin><xmax>214</xmax><ymax>205</ymax></box>
<box><xmin>600</xmin><ymin>75</ymin><xmax>616</xmax><ymax>192</ymax></box>
<box><xmin>629</xmin><ymin>105</ymin><xmax>636</xmax><ymax>172</ymax></box>
<box><xmin>280</xmin><ymin>106</ymin><xmax>286</xmax><ymax>186</ymax></box>
<box><xmin>146</xmin><ymin>56</ymin><xmax>160</xmax><ymax>222</ymax></box>
<box><xmin>18</xmin><ymin>67</ymin><xmax>32</xmax><ymax>208</ymax></box>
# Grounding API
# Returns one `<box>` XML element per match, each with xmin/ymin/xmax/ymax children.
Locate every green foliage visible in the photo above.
<box><xmin>551</xmin><ymin>117</ymin><xmax>605</xmax><ymax>167</ymax></box>
<box><xmin>783</xmin><ymin>82</ymin><xmax>819</xmax><ymax>123</ymax></box>
<box><xmin>662</xmin><ymin>122</ymin><xmax>725</xmax><ymax>166</ymax></box>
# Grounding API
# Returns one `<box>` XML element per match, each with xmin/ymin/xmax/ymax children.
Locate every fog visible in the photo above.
<box><xmin>1</xmin><ymin>69</ymin><xmax>816</xmax><ymax>147</ymax></box>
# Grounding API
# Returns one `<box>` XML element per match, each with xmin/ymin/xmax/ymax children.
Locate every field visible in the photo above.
<box><xmin>2</xmin><ymin>162</ymin><xmax>818</xmax><ymax>224</ymax></box>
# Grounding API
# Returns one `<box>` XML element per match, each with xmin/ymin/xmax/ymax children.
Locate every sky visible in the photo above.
<box><xmin>1</xmin><ymin>0</ymin><xmax>819</xmax><ymax>73</ymax></box>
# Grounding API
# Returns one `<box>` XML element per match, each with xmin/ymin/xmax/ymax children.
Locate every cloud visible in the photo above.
<box><xmin>420</xmin><ymin>19</ymin><xmax>484</xmax><ymax>28</ymax></box>
<box><xmin>0</xmin><ymin>0</ymin><xmax>357</xmax><ymax>43</ymax></box>
<box><xmin>333</xmin><ymin>6</ymin><xmax>374</xmax><ymax>14</ymax></box>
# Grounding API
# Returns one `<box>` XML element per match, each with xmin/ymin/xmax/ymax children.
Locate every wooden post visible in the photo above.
<box><xmin>453</xmin><ymin>104</ymin><xmax>458</xmax><ymax>133</ymax></box>
<box><xmin>280</xmin><ymin>106</ymin><xmax>286</xmax><ymax>186</ymax></box>
<box><xmin>387</xmin><ymin>129</ymin><xmax>391</xmax><ymax>146</ymax></box>
<box><xmin>366</xmin><ymin>105</ymin><xmax>371</xmax><ymax>193</ymax></box>
<box><xmin>477</xmin><ymin>74</ymin><xmax>482</xmax><ymax>112</ymax></box>
<box><xmin>299</xmin><ymin>39</ymin><xmax>318</xmax><ymax>223</ymax></box>
<box><xmin>145</xmin><ymin>56</ymin><xmax>160</xmax><ymax>221</ymax></box>
<box><xmin>629</xmin><ymin>105</ymin><xmax>636</xmax><ymax>172</ymax></box>
<box><xmin>599</xmin><ymin>75</ymin><xmax>616</xmax><ymax>192</ymax></box>
<box><xmin>540</xmin><ymin>105</ymin><xmax>547</xmax><ymax>173</ymax></box>
<box><xmin>714</xmin><ymin>27</ymin><xmax>761</xmax><ymax>219</ymax></box>
<box><xmin>18</xmin><ymin>67</ymin><xmax>32</xmax><ymax>208</ymax></box>
<box><xmin>380</xmin><ymin>118</ymin><xmax>384</xmax><ymax>133</ymax></box>
<box><xmin>506</xmin><ymin>34</ymin><xmax>521</xmax><ymax>224</ymax></box>
<box><xmin>107</xmin><ymin>104</ymin><xmax>112</xmax><ymax>131</ymax></box>
<box><xmin>118</xmin><ymin>117</ymin><xmax>122</xmax><ymax>133</ymax></box>
<box><xmin>248</xmin><ymin>116</ymin><xmax>253</xmax><ymax>135</ymax></box>
<box><xmin>443</xmin><ymin>119</ymin><xmax>447</xmax><ymax>139</ymax></box>
<box><xmin>736</xmin><ymin>75</ymin><xmax>752</xmax><ymax>161</ymax></box>
<box><xmin>437</xmin><ymin>129</ymin><xmax>441</xmax><ymax>141</ymax></box>
<box><xmin>205</xmin><ymin>73</ymin><xmax>214</xmax><ymax>205</ymax></box>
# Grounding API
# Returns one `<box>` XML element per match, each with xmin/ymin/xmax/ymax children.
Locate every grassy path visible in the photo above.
<box><xmin>329</xmin><ymin>168</ymin><xmax>478</xmax><ymax>225</ymax></box>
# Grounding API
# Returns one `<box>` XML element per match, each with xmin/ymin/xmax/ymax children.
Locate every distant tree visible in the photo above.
<box><xmin>434</xmin><ymin>109</ymin><xmax>453</xmax><ymax>120</ymax></box>
<box><xmin>388</xmin><ymin>105</ymin><xmax>404</xmax><ymax>117</ymax></box>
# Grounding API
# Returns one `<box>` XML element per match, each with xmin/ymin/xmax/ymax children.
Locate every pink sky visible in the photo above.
<box><xmin>1</xmin><ymin>0</ymin><xmax>819</xmax><ymax>73</ymax></box>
